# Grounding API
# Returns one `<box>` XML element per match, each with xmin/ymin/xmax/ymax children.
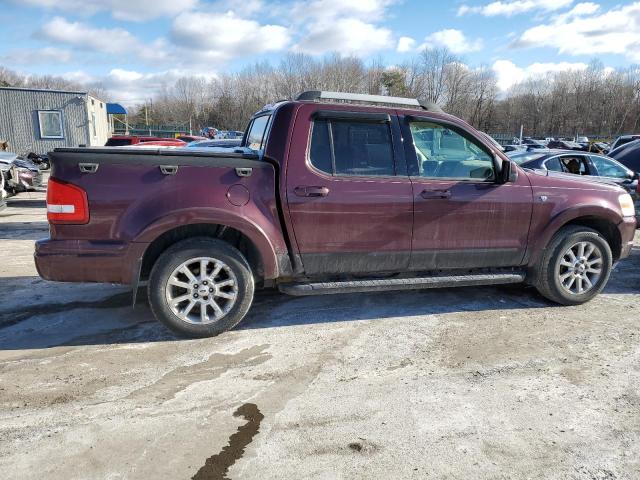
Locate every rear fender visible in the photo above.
<box><xmin>133</xmin><ymin>208</ymin><xmax>284</xmax><ymax>279</ymax></box>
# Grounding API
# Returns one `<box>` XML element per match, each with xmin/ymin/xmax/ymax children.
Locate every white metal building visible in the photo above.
<box><xmin>0</xmin><ymin>87</ymin><xmax>109</xmax><ymax>155</ymax></box>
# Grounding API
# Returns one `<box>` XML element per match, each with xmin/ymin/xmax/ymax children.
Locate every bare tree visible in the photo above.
<box><xmin>6</xmin><ymin>49</ymin><xmax>637</xmax><ymax>138</ymax></box>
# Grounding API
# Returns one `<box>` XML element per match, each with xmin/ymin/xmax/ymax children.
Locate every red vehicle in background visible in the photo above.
<box><xmin>130</xmin><ymin>140</ymin><xmax>187</xmax><ymax>147</ymax></box>
<box><xmin>105</xmin><ymin>136</ymin><xmax>182</xmax><ymax>147</ymax></box>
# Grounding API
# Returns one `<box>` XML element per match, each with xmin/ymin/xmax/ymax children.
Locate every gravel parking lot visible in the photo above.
<box><xmin>1</xmin><ymin>186</ymin><xmax>639</xmax><ymax>480</ymax></box>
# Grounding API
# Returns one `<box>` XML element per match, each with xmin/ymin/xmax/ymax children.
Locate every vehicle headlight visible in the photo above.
<box><xmin>619</xmin><ymin>193</ymin><xmax>635</xmax><ymax>217</ymax></box>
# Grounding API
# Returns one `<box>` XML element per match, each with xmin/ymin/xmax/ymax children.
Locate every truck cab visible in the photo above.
<box><xmin>36</xmin><ymin>91</ymin><xmax>637</xmax><ymax>337</ymax></box>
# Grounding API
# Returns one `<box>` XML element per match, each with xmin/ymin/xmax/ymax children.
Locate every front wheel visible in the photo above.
<box><xmin>148</xmin><ymin>238</ymin><xmax>255</xmax><ymax>338</ymax></box>
<box><xmin>535</xmin><ymin>226</ymin><xmax>613</xmax><ymax>305</ymax></box>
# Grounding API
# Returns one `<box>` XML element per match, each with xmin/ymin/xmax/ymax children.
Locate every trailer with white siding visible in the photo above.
<box><xmin>0</xmin><ymin>87</ymin><xmax>109</xmax><ymax>155</ymax></box>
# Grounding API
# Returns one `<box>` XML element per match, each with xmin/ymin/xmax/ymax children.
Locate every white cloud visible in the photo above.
<box><xmin>0</xmin><ymin>47</ymin><xmax>72</xmax><ymax>65</ymax></box>
<box><xmin>397</xmin><ymin>36</ymin><xmax>416</xmax><ymax>53</ymax></box>
<box><xmin>512</xmin><ymin>2</ymin><xmax>640</xmax><ymax>62</ymax></box>
<box><xmin>458</xmin><ymin>0</ymin><xmax>573</xmax><ymax>17</ymax></box>
<box><xmin>290</xmin><ymin>0</ymin><xmax>397</xmax><ymax>23</ymax></box>
<box><xmin>60</xmin><ymin>70</ymin><xmax>97</xmax><ymax>85</ymax></box>
<box><xmin>37</xmin><ymin>9</ymin><xmax>295</xmax><ymax>69</ymax></box>
<box><xmin>61</xmin><ymin>68</ymin><xmax>218</xmax><ymax>105</ymax></box>
<box><xmin>563</xmin><ymin>2</ymin><xmax>600</xmax><ymax>17</ymax></box>
<box><xmin>291</xmin><ymin>0</ymin><xmax>396</xmax><ymax>55</ymax></box>
<box><xmin>492</xmin><ymin>59</ymin><xmax>588</xmax><ymax>90</ymax></box>
<box><xmin>294</xmin><ymin>18</ymin><xmax>393</xmax><ymax>55</ymax></box>
<box><xmin>38</xmin><ymin>17</ymin><xmax>166</xmax><ymax>62</ymax></box>
<box><xmin>171</xmin><ymin>11</ymin><xmax>290</xmax><ymax>58</ymax></box>
<box><xmin>14</xmin><ymin>0</ymin><xmax>198</xmax><ymax>21</ymax></box>
<box><xmin>421</xmin><ymin>29</ymin><xmax>483</xmax><ymax>54</ymax></box>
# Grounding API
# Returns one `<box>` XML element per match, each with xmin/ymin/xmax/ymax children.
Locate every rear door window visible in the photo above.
<box><xmin>246</xmin><ymin>115</ymin><xmax>271</xmax><ymax>151</ymax></box>
<box><xmin>309</xmin><ymin>119</ymin><xmax>395</xmax><ymax>176</ymax></box>
<box><xmin>558</xmin><ymin>155</ymin><xmax>590</xmax><ymax>175</ymax></box>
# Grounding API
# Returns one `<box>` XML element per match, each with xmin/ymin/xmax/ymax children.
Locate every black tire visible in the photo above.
<box><xmin>535</xmin><ymin>226</ymin><xmax>612</xmax><ymax>305</ymax></box>
<box><xmin>148</xmin><ymin>237</ymin><xmax>255</xmax><ymax>338</ymax></box>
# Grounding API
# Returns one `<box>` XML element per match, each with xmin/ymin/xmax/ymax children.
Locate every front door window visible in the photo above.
<box><xmin>409</xmin><ymin>121</ymin><xmax>495</xmax><ymax>181</ymax></box>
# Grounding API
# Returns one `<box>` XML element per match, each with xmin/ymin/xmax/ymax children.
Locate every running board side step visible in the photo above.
<box><xmin>278</xmin><ymin>272</ymin><xmax>525</xmax><ymax>296</ymax></box>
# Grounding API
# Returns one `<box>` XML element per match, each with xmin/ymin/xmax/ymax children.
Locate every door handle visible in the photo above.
<box><xmin>421</xmin><ymin>189</ymin><xmax>451</xmax><ymax>199</ymax></box>
<box><xmin>294</xmin><ymin>186</ymin><xmax>330</xmax><ymax>197</ymax></box>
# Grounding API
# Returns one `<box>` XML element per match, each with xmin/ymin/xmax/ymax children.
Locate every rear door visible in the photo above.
<box><xmin>402</xmin><ymin>114</ymin><xmax>533</xmax><ymax>270</ymax></box>
<box><xmin>286</xmin><ymin>105</ymin><xmax>413</xmax><ymax>275</ymax></box>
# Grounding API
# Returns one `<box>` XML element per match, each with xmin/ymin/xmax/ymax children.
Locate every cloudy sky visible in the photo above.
<box><xmin>0</xmin><ymin>0</ymin><xmax>638</xmax><ymax>104</ymax></box>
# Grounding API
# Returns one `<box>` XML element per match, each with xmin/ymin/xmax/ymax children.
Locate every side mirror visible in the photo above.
<box><xmin>498</xmin><ymin>159</ymin><xmax>518</xmax><ymax>184</ymax></box>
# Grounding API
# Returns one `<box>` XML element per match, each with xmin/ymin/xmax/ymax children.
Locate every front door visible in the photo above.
<box><xmin>402</xmin><ymin>115</ymin><xmax>533</xmax><ymax>270</ymax></box>
<box><xmin>286</xmin><ymin>106</ymin><xmax>413</xmax><ymax>275</ymax></box>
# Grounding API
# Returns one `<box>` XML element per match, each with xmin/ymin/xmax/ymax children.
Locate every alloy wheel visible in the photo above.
<box><xmin>557</xmin><ymin>241</ymin><xmax>603</xmax><ymax>295</ymax></box>
<box><xmin>164</xmin><ymin>257</ymin><xmax>238</xmax><ymax>324</ymax></box>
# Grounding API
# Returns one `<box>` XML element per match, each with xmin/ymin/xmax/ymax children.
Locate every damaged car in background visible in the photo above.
<box><xmin>0</xmin><ymin>152</ymin><xmax>43</xmax><ymax>195</ymax></box>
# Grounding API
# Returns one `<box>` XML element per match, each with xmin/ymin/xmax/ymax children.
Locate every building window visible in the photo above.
<box><xmin>38</xmin><ymin>110</ymin><xmax>64</xmax><ymax>139</ymax></box>
<box><xmin>91</xmin><ymin>112</ymin><xmax>97</xmax><ymax>137</ymax></box>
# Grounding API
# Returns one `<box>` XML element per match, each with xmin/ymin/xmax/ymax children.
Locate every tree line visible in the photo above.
<box><xmin>0</xmin><ymin>66</ymin><xmax>108</xmax><ymax>100</ymax></box>
<box><xmin>2</xmin><ymin>50</ymin><xmax>640</xmax><ymax>140</ymax></box>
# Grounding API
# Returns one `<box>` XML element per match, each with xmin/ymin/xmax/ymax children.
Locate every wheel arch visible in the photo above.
<box><xmin>562</xmin><ymin>216</ymin><xmax>621</xmax><ymax>260</ymax></box>
<box><xmin>139</xmin><ymin>222</ymin><xmax>273</xmax><ymax>283</ymax></box>
<box><xmin>528</xmin><ymin>208</ymin><xmax>623</xmax><ymax>283</ymax></box>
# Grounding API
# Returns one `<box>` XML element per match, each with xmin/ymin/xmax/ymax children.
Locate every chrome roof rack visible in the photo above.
<box><xmin>296</xmin><ymin>91</ymin><xmax>444</xmax><ymax>113</ymax></box>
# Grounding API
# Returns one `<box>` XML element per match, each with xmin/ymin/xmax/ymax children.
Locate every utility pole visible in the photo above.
<box><xmin>519</xmin><ymin>124</ymin><xmax>524</xmax><ymax>144</ymax></box>
<box><xmin>145</xmin><ymin>99</ymin><xmax>152</xmax><ymax>136</ymax></box>
<box><xmin>144</xmin><ymin>103</ymin><xmax>149</xmax><ymax>136</ymax></box>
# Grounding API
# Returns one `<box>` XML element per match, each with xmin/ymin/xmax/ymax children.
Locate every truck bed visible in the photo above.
<box><xmin>39</xmin><ymin>147</ymin><xmax>289</xmax><ymax>283</ymax></box>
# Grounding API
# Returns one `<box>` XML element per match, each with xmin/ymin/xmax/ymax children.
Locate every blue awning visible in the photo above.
<box><xmin>106</xmin><ymin>103</ymin><xmax>127</xmax><ymax>115</ymax></box>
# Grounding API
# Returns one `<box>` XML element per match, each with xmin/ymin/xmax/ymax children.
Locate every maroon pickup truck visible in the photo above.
<box><xmin>36</xmin><ymin>91</ymin><xmax>637</xmax><ymax>337</ymax></box>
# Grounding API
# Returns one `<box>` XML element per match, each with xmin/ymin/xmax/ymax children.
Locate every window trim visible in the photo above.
<box><xmin>313</xmin><ymin>110</ymin><xmax>391</xmax><ymax>123</ymax></box>
<box><xmin>404</xmin><ymin>115</ymin><xmax>498</xmax><ymax>182</ymax></box>
<box><xmin>307</xmin><ymin>116</ymin><xmax>399</xmax><ymax>179</ymax></box>
<box><xmin>37</xmin><ymin>110</ymin><xmax>64</xmax><ymax>139</ymax></box>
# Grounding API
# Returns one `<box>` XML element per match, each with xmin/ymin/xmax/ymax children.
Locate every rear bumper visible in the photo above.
<box><xmin>34</xmin><ymin>239</ymin><xmax>147</xmax><ymax>284</ymax></box>
<box><xmin>618</xmin><ymin>217</ymin><xmax>636</xmax><ymax>260</ymax></box>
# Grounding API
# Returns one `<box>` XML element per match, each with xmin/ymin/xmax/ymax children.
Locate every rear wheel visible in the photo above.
<box><xmin>148</xmin><ymin>238</ymin><xmax>254</xmax><ymax>337</ymax></box>
<box><xmin>535</xmin><ymin>226</ymin><xmax>612</xmax><ymax>305</ymax></box>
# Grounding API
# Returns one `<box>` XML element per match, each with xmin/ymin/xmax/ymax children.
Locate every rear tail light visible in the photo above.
<box><xmin>46</xmin><ymin>178</ymin><xmax>89</xmax><ymax>224</ymax></box>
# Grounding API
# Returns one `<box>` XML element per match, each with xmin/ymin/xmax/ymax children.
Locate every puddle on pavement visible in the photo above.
<box><xmin>192</xmin><ymin>403</ymin><xmax>264</xmax><ymax>480</ymax></box>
